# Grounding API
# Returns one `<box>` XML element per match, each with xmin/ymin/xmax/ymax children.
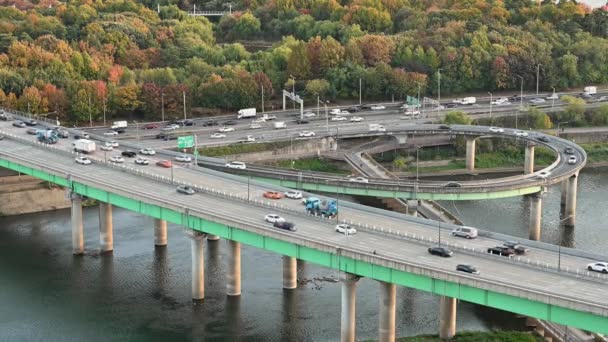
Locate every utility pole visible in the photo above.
<box><xmin>488</xmin><ymin>92</ymin><xmax>493</xmax><ymax>122</ymax></box>
<box><xmin>161</xmin><ymin>92</ymin><xmax>165</xmax><ymax>122</ymax></box>
<box><xmin>536</xmin><ymin>64</ymin><xmax>541</xmax><ymax>95</ymax></box>
<box><xmin>516</xmin><ymin>75</ymin><xmax>524</xmax><ymax>129</ymax></box>
<box><xmin>103</xmin><ymin>99</ymin><xmax>107</xmax><ymax>126</ymax></box>
<box><xmin>88</xmin><ymin>93</ymin><xmax>92</xmax><ymax>127</ymax></box>
<box><xmin>359</xmin><ymin>78</ymin><xmax>362</xmax><ymax>105</ymax></box>
<box><xmin>261</xmin><ymin>85</ymin><xmax>265</xmax><ymax>113</ymax></box>
<box><xmin>183</xmin><ymin>91</ymin><xmax>186</xmax><ymax>121</ymax></box>
<box><xmin>290</xmin><ymin>75</ymin><xmax>296</xmax><ymax>110</ymax></box>
<box><xmin>317</xmin><ymin>95</ymin><xmax>320</xmax><ymax>116</ymax></box>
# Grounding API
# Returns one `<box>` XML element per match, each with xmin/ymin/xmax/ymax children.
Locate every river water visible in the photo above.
<box><xmin>1</xmin><ymin>168</ymin><xmax>607</xmax><ymax>341</ymax></box>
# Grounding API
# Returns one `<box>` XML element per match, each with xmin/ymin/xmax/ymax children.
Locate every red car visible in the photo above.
<box><xmin>144</xmin><ymin>123</ymin><xmax>159</xmax><ymax>129</ymax></box>
<box><xmin>156</xmin><ymin>160</ymin><xmax>172</xmax><ymax>168</ymax></box>
<box><xmin>263</xmin><ymin>191</ymin><xmax>284</xmax><ymax>199</ymax></box>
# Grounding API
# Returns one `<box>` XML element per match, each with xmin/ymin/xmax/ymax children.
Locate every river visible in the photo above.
<box><xmin>1</xmin><ymin>167</ymin><xmax>607</xmax><ymax>341</ymax></box>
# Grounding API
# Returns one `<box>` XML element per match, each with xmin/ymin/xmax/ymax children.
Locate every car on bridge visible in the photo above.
<box><xmin>371</xmin><ymin>105</ymin><xmax>386</xmax><ymax>110</ymax></box>
<box><xmin>428</xmin><ymin>246</ymin><xmax>453</xmax><ymax>257</ymax></box>
<box><xmin>294</xmin><ymin>119</ymin><xmax>310</xmax><ymax>125</ymax></box>
<box><xmin>529</xmin><ymin>98</ymin><xmax>546</xmax><ymax>105</ymax></box>
<box><xmin>488</xmin><ymin>127</ymin><xmax>504</xmax><ymax>133</ymax></box>
<box><xmin>451</xmin><ymin>227</ymin><xmax>478</xmax><ymax>239</ymax></box>
<box><xmin>299</xmin><ymin>131</ymin><xmax>315</xmax><ymax>137</ymax></box>
<box><xmin>456</xmin><ymin>264</ymin><xmax>480</xmax><ymax>274</ymax></box>
<box><xmin>175</xmin><ymin>155</ymin><xmax>192</xmax><ymax>162</ymax></box>
<box><xmin>202</xmin><ymin>120</ymin><xmax>219</xmax><ymax>127</ymax></box>
<box><xmin>503</xmin><ymin>241</ymin><xmax>529</xmax><ymax>255</ymax></box>
<box><xmin>104</xmin><ymin>131</ymin><xmax>118</xmax><ymax>136</ymax></box>
<box><xmin>0</xmin><ymin>112</ymin><xmax>12</xmax><ymax>121</ymax></box>
<box><xmin>513</xmin><ymin>130</ymin><xmax>528</xmax><ymax>137</ymax></box>
<box><xmin>438</xmin><ymin>124</ymin><xmax>451</xmax><ymax>130</ymax></box>
<box><xmin>568</xmin><ymin>156</ymin><xmax>577</xmax><ymax>164</ymax></box>
<box><xmin>536</xmin><ymin>170</ymin><xmax>551</xmax><ymax>179</ymax></box>
<box><xmin>25</xmin><ymin>119</ymin><xmax>37</xmax><ymax>126</ymax></box>
<box><xmin>491</xmin><ymin>97</ymin><xmax>509</xmax><ymax>105</ymax></box>
<box><xmin>156</xmin><ymin>160</ymin><xmax>172</xmax><ymax>168</ymax></box>
<box><xmin>75</xmin><ymin>156</ymin><xmax>92</xmax><ymax>165</ymax></box>
<box><xmin>347</xmin><ymin>106</ymin><xmax>361</xmax><ymax>113</ymax></box>
<box><xmin>285</xmin><ymin>190</ymin><xmax>302</xmax><ymax>199</ymax></box>
<box><xmin>350</xmin><ymin>116</ymin><xmax>364</xmax><ymax>122</ymax></box>
<box><xmin>487</xmin><ymin>246</ymin><xmax>516</xmax><ymax>257</ymax></box>
<box><xmin>161</xmin><ymin>125</ymin><xmax>178</xmax><ymax>131</ymax></box>
<box><xmin>218</xmin><ymin>126</ymin><xmax>235</xmax><ymax>133</ymax></box>
<box><xmin>303</xmin><ymin>111</ymin><xmax>316</xmax><ymax>118</ymax></box>
<box><xmin>108</xmin><ymin>141</ymin><xmax>119</xmax><ymax>147</ymax></box>
<box><xmin>225</xmin><ymin>161</ymin><xmax>246</xmax><ymax>169</ymax></box>
<box><xmin>249</xmin><ymin>123</ymin><xmax>262</xmax><ymax>129</ymax></box>
<box><xmin>143</xmin><ymin>123</ymin><xmax>159</xmax><ymax>129</ymax></box>
<box><xmin>109</xmin><ymin>156</ymin><xmax>124</xmax><ymax>163</ymax></box>
<box><xmin>264</xmin><ymin>214</ymin><xmax>285</xmax><ymax>223</ymax></box>
<box><xmin>134</xmin><ymin>157</ymin><xmax>149</xmax><ymax>165</ymax></box>
<box><xmin>56</xmin><ymin>129</ymin><xmax>69</xmax><ymax>138</ymax></box>
<box><xmin>443</xmin><ymin>182</ymin><xmax>462</xmax><ymax>188</ymax></box>
<box><xmin>335</xmin><ymin>224</ymin><xmax>357</xmax><ymax>235</ymax></box>
<box><xmin>176</xmin><ymin>185</ymin><xmax>196</xmax><ymax>195</ymax></box>
<box><xmin>348</xmin><ymin>176</ymin><xmax>369</xmax><ymax>183</ymax></box>
<box><xmin>331</xmin><ymin>116</ymin><xmax>347</xmax><ymax>121</ymax></box>
<box><xmin>210</xmin><ymin>133</ymin><xmax>226</xmax><ymax>139</ymax></box>
<box><xmin>12</xmin><ymin>120</ymin><xmax>26</xmax><ymax>128</ymax></box>
<box><xmin>274</xmin><ymin>220</ymin><xmax>297</xmax><ymax>231</ymax></box>
<box><xmin>100</xmin><ymin>144</ymin><xmax>113</xmax><ymax>151</ymax></box>
<box><xmin>121</xmin><ymin>150</ymin><xmax>137</xmax><ymax>157</ymax></box>
<box><xmin>26</xmin><ymin>128</ymin><xmax>38</xmax><ymax>135</ymax></box>
<box><xmin>564</xmin><ymin>147</ymin><xmax>574</xmax><ymax>155</ymax></box>
<box><xmin>536</xmin><ymin>136</ymin><xmax>550</xmax><ymax>143</ymax></box>
<box><xmin>587</xmin><ymin>262</ymin><xmax>608</xmax><ymax>273</ymax></box>
<box><xmin>263</xmin><ymin>191</ymin><xmax>284</xmax><ymax>199</ymax></box>
<box><xmin>223</xmin><ymin>120</ymin><xmax>238</xmax><ymax>126</ymax></box>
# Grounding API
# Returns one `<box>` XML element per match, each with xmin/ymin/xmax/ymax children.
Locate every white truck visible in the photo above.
<box><xmin>369</xmin><ymin>124</ymin><xmax>386</xmax><ymax>132</ymax></box>
<box><xmin>111</xmin><ymin>120</ymin><xmax>127</xmax><ymax>129</ymax></box>
<box><xmin>237</xmin><ymin>108</ymin><xmax>257</xmax><ymax>119</ymax></box>
<box><xmin>452</xmin><ymin>97</ymin><xmax>476</xmax><ymax>105</ymax></box>
<box><xmin>584</xmin><ymin>86</ymin><xmax>597</xmax><ymax>95</ymax></box>
<box><xmin>273</xmin><ymin>121</ymin><xmax>287</xmax><ymax>129</ymax></box>
<box><xmin>73</xmin><ymin>139</ymin><xmax>96</xmax><ymax>154</ymax></box>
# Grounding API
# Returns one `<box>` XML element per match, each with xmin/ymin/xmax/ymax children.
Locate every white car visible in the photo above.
<box><xmin>546</xmin><ymin>93</ymin><xmax>559</xmax><ymax>100</ymax></box>
<box><xmin>491</xmin><ymin>97</ymin><xmax>509</xmax><ymax>105</ymax></box>
<box><xmin>108</xmin><ymin>141</ymin><xmax>119</xmax><ymax>147</ymax></box>
<box><xmin>134</xmin><ymin>157</ymin><xmax>149</xmax><ymax>165</ymax></box>
<box><xmin>303</xmin><ymin>111</ymin><xmax>316</xmax><ymax>118</ymax></box>
<box><xmin>264</xmin><ymin>214</ymin><xmax>285</xmax><ymax>223</ymax></box>
<box><xmin>75</xmin><ymin>156</ymin><xmax>91</xmax><ymax>165</ymax></box>
<box><xmin>139</xmin><ymin>148</ymin><xmax>156</xmax><ymax>155</ymax></box>
<box><xmin>225</xmin><ymin>161</ymin><xmax>246</xmax><ymax>169</ymax></box>
<box><xmin>210</xmin><ymin>133</ymin><xmax>226</xmax><ymax>139</ymax></box>
<box><xmin>339</xmin><ymin>110</ymin><xmax>350</xmax><ymax>115</ymax></box>
<box><xmin>100</xmin><ymin>144</ymin><xmax>113</xmax><ymax>151</ymax></box>
<box><xmin>370</xmin><ymin>105</ymin><xmax>385</xmax><ymax>110</ymax></box>
<box><xmin>331</xmin><ymin>116</ymin><xmax>347</xmax><ymax>121</ymax></box>
<box><xmin>489</xmin><ymin>127</ymin><xmax>504</xmax><ymax>133</ymax></box>
<box><xmin>242</xmin><ymin>135</ymin><xmax>255</xmax><ymax>142</ymax></box>
<box><xmin>109</xmin><ymin>156</ymin><xmax>124</xmax><ymax>163</ymax></box>
<box><xmin>330</xmin><ymin>109</ymin><xmax>341</xmax><ymax>115</ymax></box>
<box><xmin>587</xmin><ymin>262</ymin><xmax>608</xmax><ymax>273</ymax></box>
<box><xmin>529</xmin><ymin>98</ymin><xmax>546</xmax><ymax>104</ymax></box>
<box><xmin>335</xmin><ymin>223</ymin><xmax>357</xmax><ymax>235</ymax></box>
<box><xmin>350</xmin><ymin>116</ymin><xmax>364</xmax><ymax>122</ymax></box>
<box><xmin>161</xmin><ymin>125</ymin><xmax>178</xmax><ymax>131</ymax></box>
<box><xmin>598</xmin><ymin>96</ymin><xmax>608</xmax><ymax>102</ymax></box>
<box><xmin>536</xmin><ymin>170</ymin><xmax>551</xmax><ymax>179</ymax></box>
<box><xmin>284</xmin><ymin>190</ymin><xmax>302</xmax><ymax>199</ymax></box>
<box><xmin>219</xmin><ymin>126</ymin><xmax>235</xmax><ymax>133</ymax></box>
<box><xmin>104</xmin><ymin>130</ymin><xmax>118</xmax><ymax>136</ymax></box>
<box><xmin>299</xmin><ymin>131</ymin><xmax>315</xmax><ymax>137</ymax></box>
<box><xmin>513</xmin><ymin>130</ymin><xmax>528</xmax><ymax>137</ymax></box>
<box><xmin>250</xmin><ymin>123</ymin><xmax>262</xmax><ymax>129</ymax></box>
<box><xmin>175</xmin><ymin>155</ymin><xmax>192</xmax><ymax>162</ymax></box>
<box><xmin>568</xmin><ymin>156</ymin><xmax>577</xmax><ymax>164</ymax></box>
<box><xmin>348</xmin><ymin>176</ymin><xmax>369</xmax><ymax>183</ymax></box>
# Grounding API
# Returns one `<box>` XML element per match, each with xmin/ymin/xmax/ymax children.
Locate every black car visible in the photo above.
<box><xmin>439</xmin><ymin>124</ymin><xmax>452</xmax><ymax>130</ymax></box>
<box><xmin>564</xmin><ymin>147</ymin><xmax>574</xmax><ymax>155</ymax></box>
<box><xmin>443</xmin><ymin>182</ymin><xmax>462</xmax><ymax>188</ymax></box>
<box><xmin>184</xmin><ymin>119</ymin><xmax>195</xmax><ymax>126</ymax></box>
<box><xmin>201</xmin><ymin>120</ymin><xmax>219</xmax><ymax>127</ymax></box>
<box><xmin>223</xmin><ymin>120</ymin><xmax>237</xmax><ymax>126</ymax></box>
<box><xmin>294</xmin><ymin>119</ymin><xmax>310</xmax><ymax>124</ymax></box>
<box><xmin>503</xmin><ymin>241</ymin><xmax>529</xmax><ymax>255</ymax></box>
<box><xmin>347</xmin><ymin>106</ymin><xmax>361</xmax><ymax>113</ymax></box>
<box><xmin>487</xmin><ymin>246</ymin><xmax>515</xmax><ymax>256</ymax></box>
<box><xmin>25</xmin><ymin>119</ymin><xmax>38</xmax><ymax>126</ymax></box>
<box><xmin>509</xmin><ymin>94</ymin><xmax>522</xmax><ymax>101</ymax></box>
<box><xmin>579</xmin><ymin>92</ymin><xmax>593</xmax><ymax>99</ymax></box>
<box><xmin>456</xmin><ymin>264</ymin><xmax>480</xmax><ymax>274</ymax></box>
<box><xmin>428</xmin><ymin>246</ymin><xmax>453</xmax><ymax>257</ymax></box>
<box><xmin>536</xmin><ymin>136</ymin><xmax>550</xmax><ymax>143</ymax></box>
<box><xmin>73</xmin><ymin>133</ymin><xmax>90</xmax><ymax>139</ymax></box>
<box><xmin>121</xmin><ymin>151</ymin><xmax>137</xmax><ymax>158</ymax></box>
<box><xmin>360</xmin><ymin>104</ymin><xmax>374</xmax><ymax>110</ymax></box>
<box><xmin>445</xmin><ymin>103</ymin><xmax>458</xmax><ymax>108</ymax></box>
<box><xmin>274</xmin><ymin>221</ymin><xmax>297</xmax><ymax>231</ymax></box>
<box><xmin>114</xmin><ymin>128</ymin><xmax>126</xmax><ymax>134</ymax></box>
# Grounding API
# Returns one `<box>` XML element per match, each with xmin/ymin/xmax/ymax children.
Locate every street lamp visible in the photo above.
<box><xmin>415</xmin><ymin>146</ymin><xmax>421</xmax><ymax>183</ymax></box>
<box><xmin>261</xmin><ymin>85</ymin><xmax>265</xmax><ymax>114</ymax></box>
<box><xmin>516</xmin><ymin>74</ymin><xmax>524</xmax><ymax>129</ymax></box>
<box><xmin>551</xmin><ymin>87</ymin><xmax>556</xmax><ymax>113</ymax></box>
<box><xmin>437</xmin><ymin>68</ymin><xmax>442</xmax><ymax>114</ymax></box>
<box><xmin>536</xmin><ymin>64</ymin><xmax>541</xmax><ymax>95</ymax></box>
<box><xmin>557</xmin><ymin>121</ymin><xmax>569</xmax><ymax>138</ymax></box>
<box><xmin>359</xmin><ymin>78</ymin><xmax>362</xmax><ymax>105</ymax></box>
<box><xmin>488</xmin><ymin>92</ymin><xmax>493</xmax><ymax>122</ymax></box>
<box><xmin>161</xmin><ymin>92</ymin><xmax>165</xmax><ymax>122</ymax></box>
<box><xmin>557</xmin><ymin>215</ymin><xmax>573</xmax><ymax>271</ymax></box>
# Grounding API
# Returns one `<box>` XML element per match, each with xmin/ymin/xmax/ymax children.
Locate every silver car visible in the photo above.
<box><xmin>451</xmin><ymin>227</ymin><xmax>478</xmax><ymax>239</ymax></box>
<box><xmin>176</xmin><ymin>185</ymin><xmax>196</xmax><ymax>195</ymax></box>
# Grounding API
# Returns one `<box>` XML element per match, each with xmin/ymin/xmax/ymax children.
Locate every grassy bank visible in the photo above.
<box><xmin>266</xmin><ymin>158</ymin><xmax>350</xmax><ymax>174</ymax></box>
<box><xmin>198</xmin><ymin>141</ymin><xmax>290</xmax><ymax>157</ymax></box>
<box><xmin>364</xmin><ymin>331</ymin><xmax>541</xmax><ymax>342</ymax></box>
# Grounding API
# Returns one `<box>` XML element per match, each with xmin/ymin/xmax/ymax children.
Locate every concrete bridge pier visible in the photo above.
<box><xmin>378</xmin><ymin>281</ymin><xmax>396</xmax><ymax>342</ymax></box>
<box><xmin>154</xmin><ymin>219</ymin><xmax>167</xmax><ymax>247</ymax></box>
<box><xmin>560</xmin><ymin>180</ymin><xmax>567</xmax><ymax>217</ymax></box>
<box><xmin>564</xmin><ymin>173</ymin><xmax>578</xmax><ymax>227</ymax></box>
<box><xmin>529</xmin><ymin>191</ymin><xmax>543</xmax><ymax>241</ymax></box>
<box><xmin>207</xmin><ymin>234</ymin><xmax>220</xmax><ymax>241</ymax></box>
<box><xmin>98</xmin><ymin>203</ymin><xmax>113</xmax><ymax>253</ymax></box>
<box><xmin>71</xmin><ymin>193</ymin><xmax>84</xmax><ymax>255</ymax></box>
<box><xmin>439</xmin><ymin>296</ymin><xmax>457</xmax><ymax>339</ymax></box>
<box><xmin>282</xmin><ymin>256</ymin><xmax>297</xmax><ymax>289</ymax></box>
<box><xmin>341</xmin><ymin>272</ymin><xmax>360</xmax><ymax>342</ymax></box>
<box><xmin>191</xmin><ymin>232</ymin><xmax>205</xmax><ymax>301</ymax></box>
<box><xmin>524</xmin><ymin>143</ymin><xmax>535</xmax><ymax>174</ymax></box>
<box><xmin>465</xmin><ymin>137</ymin><xmax>476</xmax><ymax>171</ymax></box>
<box><xmin>227</xmin><ymin>240</ymin><xmax>241</xmax><ymax>296</ymax></box>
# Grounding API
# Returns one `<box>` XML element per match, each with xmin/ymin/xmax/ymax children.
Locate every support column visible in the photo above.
<box><xmin>560</xmin><ymin>180</ymin><xmax>567</xmax><ymax>217</ymax></box>
<box><xmin>98</xmin><ymin>202</ymin><xmax>113</xmax><ymax>253</ymax></box>
<box><xmin>524</xmin><ymin>143</ymin><xmax>535</xmax><ymax>174</ymax></box>
<box><xmin>565</xmin><ymin>174</ymin><xmax>578</xmax><ymax>227</ymax></box>
<box><xmin>465</xmin><ymin>137</ymin><xmax>476</xmax><ymax>171</ymax></box>
<box><xmin>191</xmin><ymin>232</ymin><xmax>205</xmax><ymax>301</ymax></box>
<box><xmin>439</xmin><ymin>296</ymin><xmax>457</xmax><ymax>339</ymax></box>
<box><xmin>227</xmin><ymin>240</ymin><xmax>241</xmax><ymax>296</ymax></box>
<box><xmin>154</xmin><ymin>219</ymin><xmax>167</xmax><ymax>247</ymax></box>
<box><xmin>282</xmin><ymin>256</ymin><xmax>297</xmax><ymax>289</ymax></box>
<box><xmin>207</xmin><ymin>234</ymin><xmax>220</xmax><ymax>241</ymax></box>
<box><xmin>71</xmin><ymin>194</ymin><xmax>84</xmax><ymax>255</ymax></box>
<box><xmin>529</xmin><ymin>191</ymin><xmax>543</xmax><ymax>241</ymax></box>
<box><xmin>378</xmin><ymin>281</ymin><xmax>396</xmax><ymax>342</ymax></box>
<box><xmin>341</xmin><ymin>273</ymin><xmax>360</xmax><ymax>342</ymax></box>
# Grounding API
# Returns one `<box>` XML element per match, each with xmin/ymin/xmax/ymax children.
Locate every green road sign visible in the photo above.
<box><xmin>177</xmin><ymin>135</ymin><xmax>194</xmax><ymax>149</ymax></box>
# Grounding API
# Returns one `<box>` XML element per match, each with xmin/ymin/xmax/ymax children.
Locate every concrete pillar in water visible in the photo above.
<box><xmin>154</xmin><ymin>219</ymin><xmax>167</xmax><ymax>247</ymax></box>
<box><xmin>98</xmin><ymin>202</ymin><xmax>113</xmax><ymax>253</ymax></box>
<box><xmin>227</xmin><ymin>240</ymin><xmax>241</xmax><ymax>296</ymax></box>
<box><xmin>282</xmin><ymin>256</ymin><xmax>297</xmax><ymax>289</ymax></box>
<box><xmin>191</xmin><ymin>232</ymin><xmax>205</xmax><ymax>301</ymax></box>
<box><xmin>524</xmin><ymin>143</ymin><xmax>535</xmax><ymax>174</ymax></box>
<box><xmin>560</xmin><ymin>180</ymin><xmax>568</xmax><ymax>217</ymax></box>
<box><xmin>378</xmin><ymin>281</ymin><xmax>396</xmax><ymax>342</ymax></box>
<box><xmin>565</xmin><ymin>174</ymin><xmax>578</xmax><ymax>227</ymax></box>
<box><xmin>341</xmin><ymin>272</ymin><xmax>360</xmax><ymax>342</ymax></box>
<box><xmin>207</xmin><ymin>234</ymin><xmax>220</xmax><ymax>241</ymax></box>
<box><xmin>439</xmin><ymin>296</ymin><xmax>457</xmax><ymax>339</ymax></box>
<box><xmin>465</xmin><ymin>137</ymin><xmax>476</xmax><ymax>171</ymax></box>
<box><xmin>71</xmin><ymin>194</ymin><xmax>84</xmax><ymax>255</ymax></box>
<box><xmin>529</xmin><ymin>191</ymin><xmax>543</xmax><ymax>241</ymax></box>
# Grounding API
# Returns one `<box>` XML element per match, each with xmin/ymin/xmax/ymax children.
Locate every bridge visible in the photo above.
<box><xmin>0</xmin><ymin>118</ymin><xmax>607</xmax><ymax>341</ymax></box>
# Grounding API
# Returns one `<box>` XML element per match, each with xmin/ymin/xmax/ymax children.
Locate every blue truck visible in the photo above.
<box><xmin>304</xmin><ymin>197</ymin><xmax>338</xmax><ymax>218</ymax></box>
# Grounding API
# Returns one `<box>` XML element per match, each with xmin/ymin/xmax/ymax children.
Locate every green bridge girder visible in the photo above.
<box><xmin>1</xmin><ymin>157</ymin><xmax>607</xmax><ymax>334</ymax></box>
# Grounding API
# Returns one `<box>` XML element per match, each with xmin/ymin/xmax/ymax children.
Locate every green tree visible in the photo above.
<box><xmin>443</xmin><ymin>111</ymin><xmax>472</xmax><ymax>125</ymax></box>
<box><xmin>305</xmin><ymin>79</ymin><xmax>330</xmax><ymax>99</ymax></box>
<box><xmin>286</xmin><ymin>41</ymin><xmax>311</xmax><ymax>80</ymax></box>
<box><xmin>233</xmin><ymin>12</ymin><xmax>261</xmax><ymax>40</ymax></box>
<box><xmin>590</xmin><ymin>104</ymin><xmax>608</xmax><ymax>126</ymax></box>
<box><xmin>559</xmin><ymin>95</ymin><xmax>586</xmax><ymax>124</ymax></box>
<box><xmin>528</xmin><ymin>107</ymin><xmax>553</xmax><ymax>129</ymax></box>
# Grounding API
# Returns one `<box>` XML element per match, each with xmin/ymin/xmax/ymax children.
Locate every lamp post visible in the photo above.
<box><xmin>134</xmin><ymin>121</ymin><xmax>140</xmax><ymax>140</ymax></box>
<box><xmin>488</xmin><ymin>92</ymin><xmax>493</xmax><ymax>122</ymax></box>
<box><xmin>516</xmin><ymin>74</ymin><xmax>524</xmax><ymax>129</ymax></box>
<box><xmin>289</xmin><ymin>75</ymin><xmax>296</xmax><ymax>110</ymax></box>
<box><xmin>437</xmin><ymin>68</ymin><xmax>442</xmax><ymax>115</ymax></box>
<box><xmin>557</xmin><ymin>121</ymin><xmax>569</xmax><ymax>138</ymax></box>
<box><xmin>551</xmin><ymin>87</ymin><xmax>556</xmax><ymax>113</ymax></box>
<box><xmin>359</xmin><ymin>77</ymin><xmax>362</xmax><ymax>105</ymax></box>
<box><xmin>261</xmin><ymin>85</ymin><xmax>265</xmax><ymax>114</ymax></box>
<box><xmin>182</xmin><ymin>91</ymin><xmax>187</xmax><ymax>121</ymax></box>
<box><xmin>557</xmin><ymin>215</ymin><xmax>573</xmax><ymax>271</ymax></box>
<box><xmin>161</xmin><ymin>92</ymin><xmax>165</xmax><ymax>122</ymax></box>
<box><xmin>416</xmin><ymin>146</ymin><xmax>420</xmax><ymax>183</ymax></box>
<box><xmin>103</xmin><ymin>99</ymin><xmax>107</xmax><ymax>126</ymax></box>
<box><xmin>536</xmin><ymin>64</ymin><xmax>541</xmax><ymax>95</ymax></box>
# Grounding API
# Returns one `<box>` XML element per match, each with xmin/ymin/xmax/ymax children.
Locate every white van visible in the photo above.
<box><xmin>369</xmin><ymin>124</ymin><xmax>386</xmax><ymax>132</ymax></box>
<box><xmin>451</xmin><ymin>226</ymin><xmax>478</xmax><ymax>239</ymax></box>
